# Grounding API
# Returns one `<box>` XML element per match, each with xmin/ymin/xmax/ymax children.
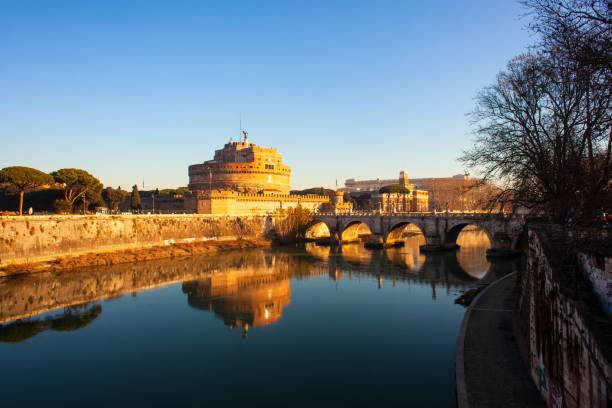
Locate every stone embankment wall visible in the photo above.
<box><xmin>0</xmin><ymin>214</ymin><xmax>271</xmax><ymax>265</ymax></box>
<box><xmin>515</xmin><ymin>229</ymin><xmax>612</xmax><ymax>407</ymax></box>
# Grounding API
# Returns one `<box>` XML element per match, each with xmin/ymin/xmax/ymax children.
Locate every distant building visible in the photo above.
<box><xmin>342</xmin><ymin>171</ymin><xmax>429</xmax><ymax>211</ymax></box>
<box><xmin>372</xmin><ymin>189</ymin><xmax>429</xmax><ymax>212</ymax></box>
<box><xmin>343</xmin><ymin>171</ymin><xmax>411</xmax><ymax>194</ymax></box>
<box><xmin>342</xmin><ymin>171</ymin><xmax>490</xmax><ymax>211</ymax></box>
<box><xmin>343</xmin><ymin>171</ymin><xmax>468</xmax><ymax>194</ymax></box>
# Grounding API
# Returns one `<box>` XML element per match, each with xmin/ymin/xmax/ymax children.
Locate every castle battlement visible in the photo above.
<box><xmin>189</xmin><ymin>190</ymin><xmax>329</xmax><ymax>203</ymax></box>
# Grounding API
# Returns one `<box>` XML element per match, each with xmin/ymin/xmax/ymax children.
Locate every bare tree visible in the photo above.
<box><xmin>461</xmin><ymin>0</ymin><xmax>611</xmax><ymax>222</ymax></box>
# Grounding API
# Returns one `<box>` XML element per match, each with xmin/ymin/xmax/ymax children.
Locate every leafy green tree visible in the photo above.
<box><xmin>131</xmin><ymin>185</ymin><xmax>141</xmax><ymax>211</ymax></box>
<box><xmin>379</xmin><ymin>185</ymin><xmax>411</xmax><ymax>194</ymax></box>
<box><xmin>51</xmin><ymin>169</ymin><xmax>102</xmax><ymax>211</ymax></box>
<box><xmin>0</xmin><ymin>166</ymin><xmax>54</xmax><ymax>215</ymax></box>
<box><xmin>291</xmin><ymin>187</ymin><xmax>335</xmax><ymax>196</ymax></box>
<box><xmin>102</xmin><ymin>187</ymin><xmax>128</xmax><ymax>213</ymax></box>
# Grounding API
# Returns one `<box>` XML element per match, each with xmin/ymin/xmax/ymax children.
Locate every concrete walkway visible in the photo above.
<box><xmin>456</xmin><ymin>272</ymin><xmax>544</xmax><ymax>408</ymax></box>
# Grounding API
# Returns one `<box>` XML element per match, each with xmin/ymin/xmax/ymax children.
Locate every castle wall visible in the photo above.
<box><xmin>185</xmin><ymin>191</ymin><xmax>329</xmax><ymax>215</ymax></box>
<box><xmin>189</xmin><ymin>162</ymin><xmax>291</xmax><ymax>193</ymax></box>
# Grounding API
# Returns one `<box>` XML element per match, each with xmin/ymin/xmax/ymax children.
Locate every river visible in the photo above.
<box><xmin>0</xmin><ymin>228</ymin><xmax>519</xmax><ymax>407</ymax></box>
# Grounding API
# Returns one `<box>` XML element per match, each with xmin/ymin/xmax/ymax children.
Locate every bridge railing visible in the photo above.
<box><xmin>312</xmin><ymin>209</ymin><xmax>516</xmax><ymax>219</ymax></box>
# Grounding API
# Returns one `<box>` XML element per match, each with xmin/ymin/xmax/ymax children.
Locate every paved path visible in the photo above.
<box><xmin>456</xmin><ymin>272</ymin><xmax>544</xmax><ymax>408</ymax></box>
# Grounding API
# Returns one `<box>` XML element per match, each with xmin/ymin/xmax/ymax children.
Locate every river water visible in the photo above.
<box><xmin>0</xmin><ymin>229</ymin><xmax>518</xmax><ymax>407</ymax></box>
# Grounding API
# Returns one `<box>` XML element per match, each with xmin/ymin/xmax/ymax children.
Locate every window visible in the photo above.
<box><xmin>265</xmin><ymin>164</ymin><xmax>275</xmax><ymax>170</ymax></box>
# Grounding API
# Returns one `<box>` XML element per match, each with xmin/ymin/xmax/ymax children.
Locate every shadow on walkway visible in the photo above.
<box><xmin>456</xmin><ymin>272</ymin><xmax>544</xmax><ymax>408</ymax></box>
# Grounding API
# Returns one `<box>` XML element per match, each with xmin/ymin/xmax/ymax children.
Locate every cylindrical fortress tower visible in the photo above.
<box><xmin>188</xmin><ymin>135</ymin><xmax>291</xmax><ymax>193</ymax></box>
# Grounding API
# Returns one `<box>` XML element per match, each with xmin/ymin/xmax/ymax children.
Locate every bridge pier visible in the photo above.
<box><xmin>419</xmin><ymin>239</ymin><xmax>460</xmax><ymax>253</ymax></box>
<box><xmin>486</xmin><ymin>248</ymin><xmax>521</xmax><ymax>257</ymax></box>
<box><xmin>486</xmin><ymin>231</ymin><xmax>521</xmax><ymax>257</ymax></box>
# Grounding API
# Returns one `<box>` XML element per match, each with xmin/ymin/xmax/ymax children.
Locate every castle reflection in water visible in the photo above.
<box><xmin>0</xmin><ymin>229</ymin><xmax>518</xmax><ymax>342</ymax></box>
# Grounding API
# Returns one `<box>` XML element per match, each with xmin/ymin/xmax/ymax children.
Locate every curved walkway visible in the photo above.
<box><xmin>456</xmin><ymin>271</ymin><xmax>544</xmax><ymax>408</ymax></box>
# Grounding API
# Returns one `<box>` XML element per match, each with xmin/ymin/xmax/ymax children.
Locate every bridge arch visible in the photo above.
<box><xmin>385</xmin><ymin>222</ymin><xmax>426</xmax><ymax>245</ymax></box>
<box><xmin>443</xmin><ymin>223</ymin><xmax>493</xmax><ymax>248</ymax></box>
<box><xmin>305</xmin><ymin>221</ymin><xmax>331</xmax><ymax>239</ymax></box>
<box><xmin>341</xmin><ymin>221</ymin><xmax>372</xmax><ymax>242</ymax></box>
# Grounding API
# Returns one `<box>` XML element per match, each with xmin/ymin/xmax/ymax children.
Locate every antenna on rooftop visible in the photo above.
<box><xmin>240</xmin><ymin>112</ymin><xmax>242</xmax><ymax>142</ymax></box>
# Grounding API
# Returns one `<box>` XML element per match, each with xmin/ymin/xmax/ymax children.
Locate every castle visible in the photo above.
<box><xmin>187</xmin><ymin>131</ymin><xmax>291</xmax><ymax>194</ymax></box>
<box><xmin>184</xmin><ymin>132</ymin><xmax>348</xmax><ymax>215</ymax></box>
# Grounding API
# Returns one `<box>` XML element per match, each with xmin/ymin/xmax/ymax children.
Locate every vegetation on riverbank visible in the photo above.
<box><xmin>271</xmin><ymin>205</ymin><xmax>313</xmax><ymax>244</ymax></box>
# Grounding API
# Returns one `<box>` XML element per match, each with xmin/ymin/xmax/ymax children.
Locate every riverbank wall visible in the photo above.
<box><xmin>0</xmin><ymin>214</ymin><xmax>272</xmax><ymax>267</ymax></box>
<box><xmin>514</xmin><ymin>227</ymin><xmax>612</xmax><ymax>407</ymax></box>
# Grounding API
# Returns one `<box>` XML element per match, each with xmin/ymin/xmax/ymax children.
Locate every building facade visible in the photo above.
<box><xmin>372</xmin><ymin>189</ymin><xmax>429</xmax><ymax>212</ymax></box>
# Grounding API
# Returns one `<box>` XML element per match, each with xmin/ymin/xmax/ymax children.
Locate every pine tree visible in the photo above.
<box><xmin>131</xmin><ymin>185</ymin><xmax>141</xmax><ymax>211</ymax></box>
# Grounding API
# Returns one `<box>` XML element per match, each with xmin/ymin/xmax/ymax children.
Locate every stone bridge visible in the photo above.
<box><xmin>308</xmin><ymin>211</ymin><xmax>525</xmax><ymax>253</ymax></box>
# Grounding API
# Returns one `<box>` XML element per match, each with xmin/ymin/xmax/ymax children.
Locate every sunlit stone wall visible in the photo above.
<box><xmin>0</xmin><ymin>214</ymin><xmax>270</xmax><ymax>265</ymax></box>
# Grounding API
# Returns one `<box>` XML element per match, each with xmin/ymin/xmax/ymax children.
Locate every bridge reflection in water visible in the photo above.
<box><xmin>0</xmin><ymin>227</ymin><xmax>517</xmax><ymax>342</ymax></box>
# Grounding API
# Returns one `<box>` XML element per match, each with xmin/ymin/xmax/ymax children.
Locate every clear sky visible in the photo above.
<box><xmin>0</xmin><ymin>0</ymin><xmax>533</xmax><ymax>190</ymax></box>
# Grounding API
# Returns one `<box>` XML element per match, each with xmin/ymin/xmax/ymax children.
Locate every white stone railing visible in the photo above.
<box><xmin>313</xmin><ymin>210</ymin><xmax>513</xmax><ymax>218</ymax></box>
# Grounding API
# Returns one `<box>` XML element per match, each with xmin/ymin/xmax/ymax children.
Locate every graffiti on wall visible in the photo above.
<box><xmin>532</xmin><ymin>353</ymin><xmax>564</xmax><ymax>408</ymax></box>
<box><xmin>578</xmin><ymin>253</ymin><xmax>612</xmax><ymax>316</ymax></box>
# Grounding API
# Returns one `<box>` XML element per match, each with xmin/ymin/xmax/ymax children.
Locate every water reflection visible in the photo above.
<box><xmin>384</xmin><ymin>234</ymin><xmax>426</xmax><ymax>271</ymax></box>
<box><xmin>0</xmin><ymin>230</ymin><xmax>516</xmax><ymax>341</ymax></box>
<box><xmin>305</xmin><ymin>227</ymin><xmax>493</xmax><ymax>279</ymax></box>
<box><xmin>456</xmin><ymin>227</ymin><xmax>492</xmax><ymax>279</ymax></box>
<box><xmin>0</xmin><ymin>304</ymin><xmax>101</xmax><ymax>343</ymax></box>
<box><xmin>182</xmin><ymin>271</ymin><xmax>291</xmax><ymax>336</ymax></box>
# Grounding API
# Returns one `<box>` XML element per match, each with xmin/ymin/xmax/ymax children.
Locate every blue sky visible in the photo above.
<box><xmin>0</xmin><ymin>1</ymin><xmax>533</xmax><ymax>190</ymax></box>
